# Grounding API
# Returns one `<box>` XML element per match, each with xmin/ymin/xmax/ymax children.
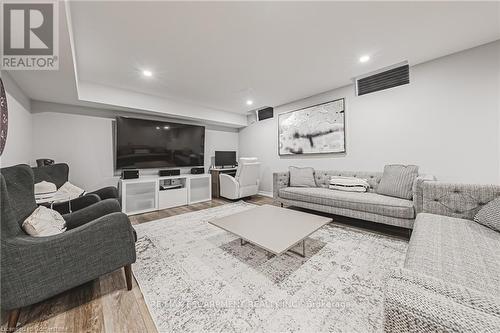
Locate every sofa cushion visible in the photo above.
<box><xmin>376</xmin><ymin>164</ymin><xmax>419</xmax><ymax>200</ymax></box>
<box><xmin>278</xmin><ymin>187</ymin><xmax>415</xmax><ymax>219</ymax></box>
<box><xmin>474</xmin><ymin>197</ymin><xmax>500</xmax><ymax>232</ymax></box>
<box><xmin>289</xmin><ymin>166</ymin><xmax>317</xmax><ymax>187</ymax></box>
<box><xmin>406</xmin><ymin>213</ymin><xmax>500</xmax><ymax>296</ymax></box>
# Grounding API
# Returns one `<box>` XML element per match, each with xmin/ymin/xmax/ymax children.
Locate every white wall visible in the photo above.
<box><xmin>239</xmin><ymin>41</ymin><xmax>500</xmax><ymax>193</ymax></box>
<box><xmin>32</xmin><ymin>111</ymin><xmax>238</xmax><ymax>191</ymax></box>
<box><xmin>0</xmin><ymin>72</ymin><xmax>33</xmax><ymax>167</ymax></box>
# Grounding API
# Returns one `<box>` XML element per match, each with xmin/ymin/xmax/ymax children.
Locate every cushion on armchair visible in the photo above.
<box><xmin>55</xmin><ymin>181</ymin><xmax>86</xmax><ymax>202</ymax></box>
<box><xmin>22</xmin><ymin>206</ymin><xmax>67</xmax><ymax>237</ymax></box>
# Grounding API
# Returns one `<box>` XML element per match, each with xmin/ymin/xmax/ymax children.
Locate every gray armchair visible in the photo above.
<box><xmin>32</xmin><ymin>163</ymin><xmax>119</xmax><ymax>214</ymax></box>
<box><xmin>1</xmin><ymin>164</ymin><xmax>136</xmax><ymax>331</ymax></box>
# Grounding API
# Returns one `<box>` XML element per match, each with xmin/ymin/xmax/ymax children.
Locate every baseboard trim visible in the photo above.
<box><xmin>257</xmin><ymin>191</ymin><xmax>273</xmax><ymax>198</ymax></box>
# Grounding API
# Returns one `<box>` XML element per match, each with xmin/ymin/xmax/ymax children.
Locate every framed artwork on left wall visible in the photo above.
<box><xmin>278</xmin><ymin>98</ymin><xmax>345</xmax><ymax>155</ymax></box>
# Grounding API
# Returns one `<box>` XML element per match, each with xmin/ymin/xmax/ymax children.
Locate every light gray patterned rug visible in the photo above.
<box><xmin>133</xmin><ymin>202</ymin><xmax>408</xmax><ymax>333</ymax></box>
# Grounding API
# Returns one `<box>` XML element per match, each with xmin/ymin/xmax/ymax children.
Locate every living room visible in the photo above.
<box><xmin>1</xmin><ymin>1</ymin><xmax>499</xmax><ymax>332</ymax></box>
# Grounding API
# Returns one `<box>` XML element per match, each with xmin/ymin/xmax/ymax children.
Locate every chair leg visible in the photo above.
<box><xmin>280</xmin><ymin>203</ymin><xmax>283</xmax><ymax>208</ymax></box>
<box><xmin>124</xmin><ymin>264</ymin><xmax>133</xmax><ymax>291</ymax></box>
<box><xmin>7</xmin><ymin>308</ymin><xmax>20</xmax><ymax>332</ymax></box>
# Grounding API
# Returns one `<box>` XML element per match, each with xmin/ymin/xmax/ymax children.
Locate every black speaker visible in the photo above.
<box><xmin>190</xmin><ymin>167</ymin><xmax>204</xmax><ymax>174</ymax></box>
<box><xmin>121</xmin><ymin>169</ymin><xmax>139</xmax><ymax>179</ymax></box>
<box><xmin>159</xmin><ymin>169</ymin><xmax>180</xmax><ymax>177</ymax></box>
<box><xmin>257</xmin><ymin>107</ymin><xmax>274</xmax><ymax>121</ymax></box>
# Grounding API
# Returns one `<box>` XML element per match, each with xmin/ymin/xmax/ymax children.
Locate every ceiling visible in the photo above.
<box><xmin>5</xmin><ymin>1</ymin><xmax>500</xmax><ymax>126</ymax></box>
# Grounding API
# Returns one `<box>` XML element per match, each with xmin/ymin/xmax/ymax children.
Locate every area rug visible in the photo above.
<box><xmin>132</xmin><ymin>202</ymin><xmax>408</xmax><ymax>333</ymax></box>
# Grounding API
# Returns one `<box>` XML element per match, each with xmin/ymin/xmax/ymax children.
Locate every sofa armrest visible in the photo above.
<box><xmin>412</xmin><ymin>175</ymin><xmax>436</xmax><ymax>214</ymax></box>
<box><xmin>89</xmin><ymin>186</ymin><xmax>119</xmax><ymax>200</ymax></box>
<box><xmin>49</xmin><ymin>193</ymin><xmax>101</xmax><ymax>214</ymax></box>
<box><xmin>62</xmin><ymin>198</ymin><xmax>122</xmax><ymax>229</ymax></box>
<box><xmin>384</xmin><ymin>268</ymin><xmax>500</xmax><ymax>333</ymax></box>
<box><xmin>1</xmin><ymin>212</ymin><xmax>136</xmax><ymax>310</ymax></box>
<box><xmin>219</xmin><ymin>174</ymin><xmax>239</xmax><ymax>199</ymax></box>
<box><xmin>422</xmin><ymin>182</ymin><xmax>500</xmax><ymax>220</ymax></box>
<box><xmin>273</xmin><ymin>172</ymin><xmax>290</xmax><ymax>200</ymax></box>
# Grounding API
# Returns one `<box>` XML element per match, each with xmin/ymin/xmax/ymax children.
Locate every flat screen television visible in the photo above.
<box><xmin>116</xmin><ymin>117</ymin><xmax>205</xmax><ymax>169</ymax></box>
<box><xmin>215</xmin><ymin>151</ymin><xmax>237</xmax><ymax>167</ymax></box>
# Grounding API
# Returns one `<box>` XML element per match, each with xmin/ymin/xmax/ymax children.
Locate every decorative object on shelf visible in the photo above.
<box><xmin>278</xmin><ymin>98</ymin><xmax>345</xmax><ymax>155</ymax></box>
<box><xmin>0</xmin><ymin>78</ymin><xmax>8</xmax><ymax>156</ymax></box>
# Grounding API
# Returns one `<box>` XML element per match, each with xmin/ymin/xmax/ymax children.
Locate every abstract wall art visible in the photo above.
<box><xmin>278</xmin><ymin>98</ymin><xmax>345</xmax><ymax>155</ymax></box>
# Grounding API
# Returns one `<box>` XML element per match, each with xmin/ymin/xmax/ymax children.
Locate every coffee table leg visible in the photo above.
<box><xmin>288</xmin><ymin>239</ymin><xmax>306</xmax><ymax>258</ymax></box>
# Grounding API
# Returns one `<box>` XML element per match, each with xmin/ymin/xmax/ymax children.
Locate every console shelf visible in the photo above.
<box><xmin>119</xmin><ymin>174</ymin><xmax>211</xmax><ymax>215</ymax></box>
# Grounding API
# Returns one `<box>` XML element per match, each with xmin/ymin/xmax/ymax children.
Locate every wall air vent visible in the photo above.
<box><xmin>355</xmin><ymin>62</ymin><xmax>409</xmax><ymax>96</ymax></box>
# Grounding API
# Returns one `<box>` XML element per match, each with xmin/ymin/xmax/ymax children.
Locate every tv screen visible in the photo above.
<box><xmin>116</xmin><ymin>117</ymin><xmax>205</xmax><ymax>169</ymax></box>
<box><xmin>215</xmin><ymin>151</ymin><xmax>236</xmax><ymax>167</ymax></box>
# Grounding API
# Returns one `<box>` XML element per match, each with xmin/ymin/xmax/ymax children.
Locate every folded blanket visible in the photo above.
<box><xmin>329</xmin><ymin>176</ymin><xmax>370</xmax><ymax>192</ymax></box>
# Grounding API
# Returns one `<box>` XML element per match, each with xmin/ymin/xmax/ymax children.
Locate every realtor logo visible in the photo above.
<box><xmin>1</xmin><ymin>1</ymin><xmax>59</xmax><ymax>70</ymax></box>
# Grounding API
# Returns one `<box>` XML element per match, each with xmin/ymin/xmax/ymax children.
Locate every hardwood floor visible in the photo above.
<box><xmin>1</xmin><ymin>195</ymin><xmax>408</xmax><ymax>332</ymax></box>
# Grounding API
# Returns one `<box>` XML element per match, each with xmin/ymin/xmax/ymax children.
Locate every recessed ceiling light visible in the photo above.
<box><xmin>359</xmin><ymin>55</ymin><xmax>370</xmax><ymax>63</ymax></box>
<box><xmin>246</xmin><ymin>100</ymin><xmax>253</xmax><ymax>106</ymax></box>
<box><xmin>155</xmin><ymin>126</ymin><xmax>160</xmax><ymax>130</ymax></box>
<box><xmin>163</xmin><ymin>126</ymin><xmax>170</xmax><ymax>130</ymax></box>
<box><xmin>142</xmin><ymin>70</ymin><xmax>153</xmax><ymax>77</ymax></box>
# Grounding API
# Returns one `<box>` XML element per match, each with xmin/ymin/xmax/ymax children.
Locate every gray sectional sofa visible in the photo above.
<box><xmin>273</xmin><ymin>170</ymin><xmax>434</xmax><ymax>229</ymax></box>
<box><xmin>274</xmin><ymin>170</ymin><xmax>500</xmax><ymax>331</ymax></box>
<box><xmin>384</xmin><ymin>181</ymin><xmax>500</xmax><ymax>332</ymax></box>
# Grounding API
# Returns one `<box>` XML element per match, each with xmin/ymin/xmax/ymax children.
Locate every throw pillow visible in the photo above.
<box><xmin>22</xmin><ymin>206</ymin><xmax>67</xmax><ymax>237</ymax></box>
<box><xmin>376</xmin><ymin>164</ymin><xmax>419</xmax><ymax>200</ymax></box>
<box><xmin>55</xmin><ymin>182</ymin><xmax>86</xmax><ymax>202</ymax></box>
<box><xmin>289</xmin><ymin>166</ymin><xmax>317</xmax><ymax>187</ymax></box>
<box><xmin>329</xmin><ymin>176</ymin><xmax>370</xmax><ymax>192</ymax></box>
<box><xmin>474</xmin><ymin>197</ymin><xmax>500</xmax><ymax>232</ymax></box>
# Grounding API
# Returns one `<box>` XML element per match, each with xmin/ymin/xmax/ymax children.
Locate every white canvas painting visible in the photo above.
<box><xmin>278</xmin><ymin>98</ymin><xmax>345</xmax><ymax>155</ymax></box>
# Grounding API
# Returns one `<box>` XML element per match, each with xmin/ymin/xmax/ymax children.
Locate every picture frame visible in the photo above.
<box><xmin>278</xmin><ymin>98</ymin><xmax>345</xmax><ymax>156</ymax></box>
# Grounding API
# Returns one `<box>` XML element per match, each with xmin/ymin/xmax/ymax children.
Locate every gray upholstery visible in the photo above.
<box><xmin>0</xmin><ymin>164</ymin><xmax>136</xmax><ymax>311</ymax></box>
<box><xmin>422</xmin><ymin>181</ymin><xmax>500</xmax><ymax>220</ymax></box>
<box><xmin>406</xmin><ymin>213</ymin><xmax>500</xmax><ymax>295</ymax></box>
<box><xmin>273</xmin><ymin>170</ymin><xmax>433</xmax><ymax>229</ymax></box>
<box><xmin>384</xmin><ymin>268</ymin><xmax>500</xmax><ymax>333</ymax></box>
<box><xmin>32</xmin><ymin>163</ymin><xmax>119</xmax><ymax>214</ymax></box>
<box><xmin>384</xmin><ymin>182</ymin><xmax>500</xmax><ymax>332</ymax></box>
<box><xmin>1</xmin><ymin>165</ymin><xmax>37</xmax><ymax>224</ymax></box>
<box><xmin>278</xmin><ymin>187</ymin><xmax>415</xmax><ymax>219</ymax></box>
<box><xmin>33</xmin><ymin>163</ymin><xmax>68</xmax><ymax>188</ymax></box>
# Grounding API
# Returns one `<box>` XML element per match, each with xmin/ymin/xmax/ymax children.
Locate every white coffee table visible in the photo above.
<box><xmin>209</xmin><ymin>204</ymin><xmax>331</xmax><ymax>257</ymax></box>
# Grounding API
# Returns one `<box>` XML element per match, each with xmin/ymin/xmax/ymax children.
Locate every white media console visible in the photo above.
<box><xmin>119</xmin><ymin>174</ymin><xmax>212</xmax><ymax>215</ymax></box>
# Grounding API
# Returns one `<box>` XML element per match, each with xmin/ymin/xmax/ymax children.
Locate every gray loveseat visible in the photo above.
<box><xmin>273</xmin><ymin>170</ymin><xmax>434</xmax><ymax>229</ymax></box>
<box><xmin>384</xmin><ymin>182</ymin><xmax>500</xmax><ymax>332</ymax></box>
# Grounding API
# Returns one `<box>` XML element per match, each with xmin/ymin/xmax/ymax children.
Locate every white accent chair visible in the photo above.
<box><xmin>219</xmin><ymin>157</ymin><xmax>260</xmax><ymax>200</ymax></box>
